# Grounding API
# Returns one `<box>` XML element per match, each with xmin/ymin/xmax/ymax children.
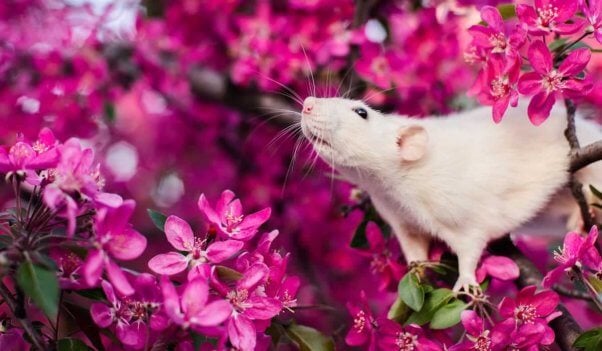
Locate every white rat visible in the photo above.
<box><xmin>300</xmin><ymin>96</ymin><xmax>602</xmax><ymax>291</ymax></box>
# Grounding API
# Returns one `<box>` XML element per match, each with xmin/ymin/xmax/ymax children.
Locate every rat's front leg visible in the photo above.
<box><xmin>394</xmin><ymin>225</ymin><xmax>430</xmax><ymax>264</ymax></box>
<box><xmin>444</xmin><ymin>233</ymin><xmax>487</xmax><ymax>293</ymax></box>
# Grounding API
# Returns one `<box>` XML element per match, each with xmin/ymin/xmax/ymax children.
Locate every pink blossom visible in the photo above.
<box><xmin>50</xmin><ymin>248</ymin><xmax>88</xmax><ymax>289</ymax></box>
<box><xmin>0</xmin><ymin>325</ymin><xmax>27</xmax><ymax>351</ymax></box>
<box><xmin>345</xmin><ymin>291</ymin><xmax>378</xmax><ymax>350</ymax></box>
<box><xmin>518</xmin><ymin>41</ymin><xmax>592</xmax><ymax>125</ymax></box>
<box><xmin>468</xmin><ymin>6</ymin><xmax>526</xmax><ymax>57</ymax></box>
<box><xmin>516</xmin><ymin>0</ymin><xmax>585</xmax><ymax>35</ymax></box>
<box><xmin>91</xmin><ymin>280</ymin><xmax>148</xmax><ymax>349</ymax></box>
<box><xmin>475</xmin><ymin>55</ymin><xmax>520</xmax><ymax>123</ymax></box>
<box><xmin>543</xmin><ymin>226</ymin><xmax>602</xmax><ymax>287</ymax></box>
<box><xmin>476</xmin><ymin>255</ymin><xmax>520</xmax><ymax>283</ymax></box>
<box><xmin>0</xmin><ymin>128</ymin><xmax>59</xmax><ymax>175</ymax></box>
<box><xmin>450</xmin><ymin>310</ymin><xmax>503</xmax><ymax>351</ymax></box>
<box><xmin>582</xmin><ymin>0</ymin><xmax>602</xmax><ymax>44</ymax></box>
<box><xmin>148</xmin><ymin>215</ymin><xmax>243</xmax><ymax>277</ymax></box>
<box><xmin>82</xmin><ymin>200</ymin><xmax>147</xmax><ymax>295</ymax></box>
<box><xmin>198</xmin><ymin>190</ymin><xmax>271</xmax><ymax>241</ymax></box>
<box><xmin>160</xmin><ymin>276</ymin><xmax>231</xmax><ymax>332</ymax></box>
<box><xmin>377</xmin><ymin>319</ymin><xmax>442</xmax><ymax>351</ymax></box>
<box><xmin>498</xmin><ymin>286</ymin><xmax>561</xmax><ymax>346</ymax></box>
<box><xmin>357</xmin><ymin>222</ymin><xmax>406</xmax><ymax>291</ymax></box>
<box><xmin>211</xmin><ymin>263</ymin><xmax>282</xmax><ymax>351</ymax></box>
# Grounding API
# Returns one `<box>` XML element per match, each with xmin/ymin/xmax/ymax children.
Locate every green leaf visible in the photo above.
<box><xmin>350</xmin><ymin>220</ymin><xmax>369</xmax><ymax>249</ymax></box>
<box><xmin>497</xmin><ymin>4</ymin><xmax>516</xmax><ymax>20</ymax></box>
<box><xmin>398</xmin><ymin>273</ymin><xmax>425</xmax><ymax>312</ymax></box>
<box><xmin>103</xmin><ymin>102</ymin><xmax>116</xmax><ymax>124</ymax></box>
<box><xmin>57</xmin><ymin>338</ymin><xmax>93</xmax><ymax>351</ymax></box>
<box><xmin>387</xmin><ymin>295</ymin><xmax>411</xmax><ymax>323</ymax></box>
<box><xmin>147</xmin><ymin>209</ymin><xmax>167</xmax><ymax>231</ymax></box>
<box><xmin>574</xmin><ymin>328</ymin><xmax>602</xmax><ymax>351</ymax></box>
<box><xmin>286</xmin><ymin>324</ymin><xmax>335</xmax><ymax>351</ymax></box>
<box><xmin>215</xmin><ymin>265</ymin><xmax>243</xmax><ymax>282</ymax></box>
<box><xmin>549</xmin><ymin>38</ymin><xmax>568</xmax><ymax>52</ymax></box>
<box><xmin>30</xmin><ymin>252</ymin><xmax>58</xmax><ymax>271</ymax></box>
<box><xmin>590</xmin><ymin>184</ymin><xmax>602</xmax><ymax>200</ymax></box>
<box><xmin>430</xmin><ymin>299</ymin><xmax>467</xmax><ymax>329</ymax></box>
<box><xmin>16</xmin><ymin>260</ymin><xmax>59</xmax><ymax>319</ymax></box>
<box><xmin>405</xmin><ymin>288</ymin><xmax>453</xmax><ymax>326</ymax></box>
<box><xmin>75</xmin><ymin>288</ymin><xmax>106</xmax><ymax>301</ymax></box>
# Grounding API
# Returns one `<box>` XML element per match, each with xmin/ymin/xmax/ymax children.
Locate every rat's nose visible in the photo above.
<box><xmin>302</xmin><ymin>97</ymin><xmax>316</xmax><ymax>115</ymax></box>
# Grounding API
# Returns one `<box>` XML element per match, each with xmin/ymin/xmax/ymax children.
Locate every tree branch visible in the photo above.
<box><xmin>553</xmin><ymin>285</ymin><xmax>592</xmax><ymax>301</ymax></box>
<box><xmin>564</xmin><ymin>99</ymin><xmax>596</xmax><ymax>230</ymax></box>
<box><xmin>489</xmin><ymin>237</ymin><xmax>582</xmax><ymax>351</ymax></box>
<box><xmin>570</xmin><ymin>140</ymin><xmax>602</xmax><ymax>173</ymax></box>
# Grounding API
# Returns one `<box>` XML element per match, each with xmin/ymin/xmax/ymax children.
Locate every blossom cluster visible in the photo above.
<box><xmin>467</xmin><ymin>1</ymin><xmax>601</xmax><ymax>124</ymax></box>
<box><xmin>0</xmin><ymin>131</ymin><xmax>299</xmax><ymax>350</ymax></box>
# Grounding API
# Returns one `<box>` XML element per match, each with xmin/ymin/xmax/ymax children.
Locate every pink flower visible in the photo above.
<box><xmin>377</xmin><ymin>319</ymin><xmax>442</xmax><ymax>351</ymax></box>
<box><xmin>82</xmin><ymin>200</ymin><xmax>147</xmax><ymax>295</ymax></box>
<box><xmin>211</xmin><ymin>263</ymin><xmax>282</xmax><ymax>351</ymax></box>
<box><xmin>543</xmin><ymin>226</ymin><xmax>602</xmax><ymax>287</ymax></box>
<box><xmin>498</xmin><ymin>286</ymin><xmax>560</xmax><ymax>346</ymax></box>
<box><xmin>0</xmin><ymin>128</ymin><xmax>59</xmax><ymax>175</ymax></box>
<box><xmin>0</xmin><ymin>323</ymin><xmax>27</xmax><ymax>351</ymax></box>
<box><xmin>476</xmin><ymin>255</ymin><xmax>520</xmax><ymax>283</ymax></box>
<box><xmin>583</xmin><ymin>0</ymin><xmax>602</xmax><ymax>43</ymax></box>
<box><xmin>518</xmin><ymin>41</ymin><xmax>592</xmax><ymax>125</ymax></box>
<box><xmin>345</xmin><ymin>291</ymin><xmax>378</xmax><ymax>350</ymax></box>
<box><xmin>198</xmin><ymin>190</ymin><xmax>271</xmax><ymax>241</ymax></box>
<box><xmin>50</xmin><ymin>248</ymin><xmax>88</xmax><ymax>289</ymax></box>
<box><xmin>468</xmin><ymin>6</ymin><xmax>526</xmax><ymax>56</ymax></box>
<box><xmin>357</xmin><ymin>222</ymin><xmax>406</xmax><ymax>291</ymax></box>
<box><xmin>91</xmin><ymin>280</ymin><xmax>148</xmax><ymax>349</ymax></box>
<box><xmin>476</xmin><ymin>55</ymin><xmax>520</xmax><ymax>123</ymax></box>
<box><xmin>148</xmin><ymin>215</ymin><xmax>243</xmax><ymax>277</ymax></box>
<box><xmin>450</xmin><ymin>310</ymin><xmax>503</xmax><ymax>351</ymax></box>
<box><xmin>160</xmin><ymin>276</ymin><xmax>231</xmax><ymax>331</ymax></box>
<box><xmin>517</xmin><ymin>0</ymin><xmax>585</xmax><ymax>35</ymax></box>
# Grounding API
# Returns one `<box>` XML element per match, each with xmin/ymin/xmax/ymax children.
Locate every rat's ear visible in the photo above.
<box><xmin>396</xmin><ymin>125</ymin><xmax>428</xmax><ymax>162</ymax></box>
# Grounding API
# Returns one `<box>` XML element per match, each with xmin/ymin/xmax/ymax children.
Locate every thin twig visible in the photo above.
<box><xmin>553</xmin><ymin>285</ymin><xmax>592</xmax><ymax>301</ymax></box>
<box><xmin>564</xmin><ymin>99</ymin><xmax>596</xmax><ymax>231</ymax></box>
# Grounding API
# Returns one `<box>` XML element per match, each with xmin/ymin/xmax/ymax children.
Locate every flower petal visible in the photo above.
<box><xmin>182</xmin><ymin>278</ymin><xmax>209</xmax><ymax>317</ymax></box>
<box><xmin>228</xmin><ymin>314</ymin><xmax>257</xmax><ymax>351</ymax></box>
<box><xmin>518</xmin><ymin>72</ymin><xmax>544</xmax><ymax>95</ymax></box>
<box><xmin>198</xmin><ymin>193</ymin><xmax>221</xmax><ymax>224</ymax></box>
<box><xmin>527</xmin><ymin>91</ymin><xmax>555</xmax><ymax>125</ymax></box>
<box><xmin>82</xmin><ymin>249</ymin><xmax>104</xmax><ymax>287</ymax></box>
<box><xmin>481</xmin><ymin>6</ymin><xmax>504</xmax><ymax>31</ymax></box>
<box><xmin>106</xmin><ymin>259</ymin><xmax>134</xmax><ymax>296</ymax></box>
<box><xmin>159</xmin><ymin>276</ymin><xmax>185</xmax><ymax>325</ymax></box>
<box><xmin>206</xmin><ymin>240</ymin><xmax>244</xmax><ymax>263</ymax></box>
<box><xmin>244</xmin><ymin>296</ymin><xmax>282</xmax><ymax>320</ymax></box>
<box><xmin>90</xmin><ymin>303</ymin><xmax>113</xmax><ymax>328</ymax></box>
<box><xmin>108</xmin><ymin>228</ymin><xmax>147</xmax><ymax>260</ymax></box>
<box><xmin>148</xmin><ymin>252</ymin><xmax>188</xmax><ymax>275</ymax></box>
<box><xmin>164</xmin><ymin>215</ymin><xmax>195</xmax><ymax>251</ymax></box>
<box><xmin>237</xmin><ymin>263</ymin><xmax>269</xmax><ymax>291</ymax></box>
<box><xmin>527</xmin><ymin>41</ymin><xmax>552</xmax><ymax>75</ymax></box>
<box><xmin>559</xmin><ymin>48</ymin><xmax>591</xmax><ymax>76</ymax></box>
<box><xmin>192</xmin><ymin>300</ymin><xmax>232</xmax><ymax>326</ymax></box>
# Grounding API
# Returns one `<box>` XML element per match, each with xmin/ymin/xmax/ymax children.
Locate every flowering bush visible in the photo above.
<box><xmin>0</xmin><ymin>0</ymin><xmax>602</xmax><ymax>350</ymax></box>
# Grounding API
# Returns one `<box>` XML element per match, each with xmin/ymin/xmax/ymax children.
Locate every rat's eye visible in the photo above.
<box><xmin>353</xmin><ymin>107</ymin><xmax>368</xmax><ymax>119</ymax></box>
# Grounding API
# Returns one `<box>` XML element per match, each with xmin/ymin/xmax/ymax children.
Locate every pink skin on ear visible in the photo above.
<box><xmin>396</xmin><ymin>125</ymin><xmax>428</xmax><ymax>161</ymax></box>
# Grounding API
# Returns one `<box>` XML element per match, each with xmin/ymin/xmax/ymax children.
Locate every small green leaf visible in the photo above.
<box><xmin>286</xmin><ymin>324</ymin><xmax>335</xmax><ymax>351</ymax></box>
<box><xmin>103</xmin><ymin>102</ymin><xmax>116</xmax><ymax>124</ymax></box>
<box><xmin>350</xmin><ymin>220</ymin><xmax>369</xmax><ymax>249</ymax></box>
<box><xmin>590</xmin><ymin>185</ymin><xmax>602</xmax><ymax>200</ymax></box>
<box><xmin>430</xmin><ymin>299</ymin><xmax>467</xmax><ymax>329</ymax></box>
<box><xmin>215</xmin><ymin>265</ymin><xmax>243</xmax><ymax>282</ymax></box>
<box><xmin>497</xmin><ymin>4</ymin><xmax>516</xmax><ymax>20</ymax></box>
<box><xmin>147</xmin><ymin>209</ymin><xmax>167</xmax><ymax>231</ymax></box>
<box><xmin>17</xmin><ymin>260</ymin><xmax>59</xmax><ymax>319</ymax></box>
<box><xmin>405</xmin><ymin>288</ymin><xmax>453</xmax><ymax>326</ymax></box>
<box><xmin>574</xmin><ymin>328</ymin><xmax>602</xmax><ymax>351</ymax></box>
<box><xmin>57</xmin><ymin>338</ymin><xmax>93</xmax><ymax>351</ymax></box>
<box><xmin>75</xmin><ymin>288</ymin><xmax>106</xmax><ymax>301</ymax></box>
<box><xmin>549</xmin><ymin>38</ymin><xmax>568</xmax><ymax>51</ymax></box>
<box><xmin>387</xmin><ymin>296</ymin><xmax>411</xmax><ymax>322</ymax></box>
<box><xmin>398</xmin><ymin>273</ymin><xmax>425</xmax><ymax>312</ymax></box>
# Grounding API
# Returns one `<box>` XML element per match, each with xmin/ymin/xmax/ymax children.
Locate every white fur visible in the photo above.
<box><xmin>300</xmin><ymin>97</ymin><xmax>602</xmax><ymax>291</ymax></box>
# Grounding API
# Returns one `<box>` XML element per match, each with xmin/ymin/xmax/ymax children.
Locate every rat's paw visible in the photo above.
<box><xmin>452</xmin><ymin>275</ymin><xmax>479</xmax><ymax>294</ymax></box>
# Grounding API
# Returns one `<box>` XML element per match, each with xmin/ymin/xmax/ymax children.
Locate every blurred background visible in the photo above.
<box><xmin>3</xmin><ymin>0</ymin><xmax>602</xmax><ymax>343</ymax></box>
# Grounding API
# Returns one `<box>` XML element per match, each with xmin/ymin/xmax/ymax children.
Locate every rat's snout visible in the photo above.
<box><xmin>302</xmin><ymin>97</ymin><xmax>316</xmax><ymax>115</ymax></box>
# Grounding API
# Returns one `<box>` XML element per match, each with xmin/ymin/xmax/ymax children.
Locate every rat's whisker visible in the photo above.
<box><xmin>282</xmin><ymin>133</ymin><xmax>306</xmax><ymax>195</ymax></box>
<box><xmin>363</xmin><ymin>86</ymin><xmax>398</xmax><ymax>103</ymax></box>
<box><xmin>336</xmin><ymin>61</ymin><xmax>357</xmax><ymax>98</ymax></box>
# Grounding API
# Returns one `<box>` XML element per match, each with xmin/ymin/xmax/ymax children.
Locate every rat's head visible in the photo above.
<box><xmin>300</xmin><ymin>97</ymin><xmax>428</xmax><ymax>172</ymax></box>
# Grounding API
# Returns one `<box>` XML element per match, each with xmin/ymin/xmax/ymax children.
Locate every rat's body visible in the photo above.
<box><xmin>300</xmin><ymin>97</ymin><xmax>602</xmax><ymax>291</ymax></box>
